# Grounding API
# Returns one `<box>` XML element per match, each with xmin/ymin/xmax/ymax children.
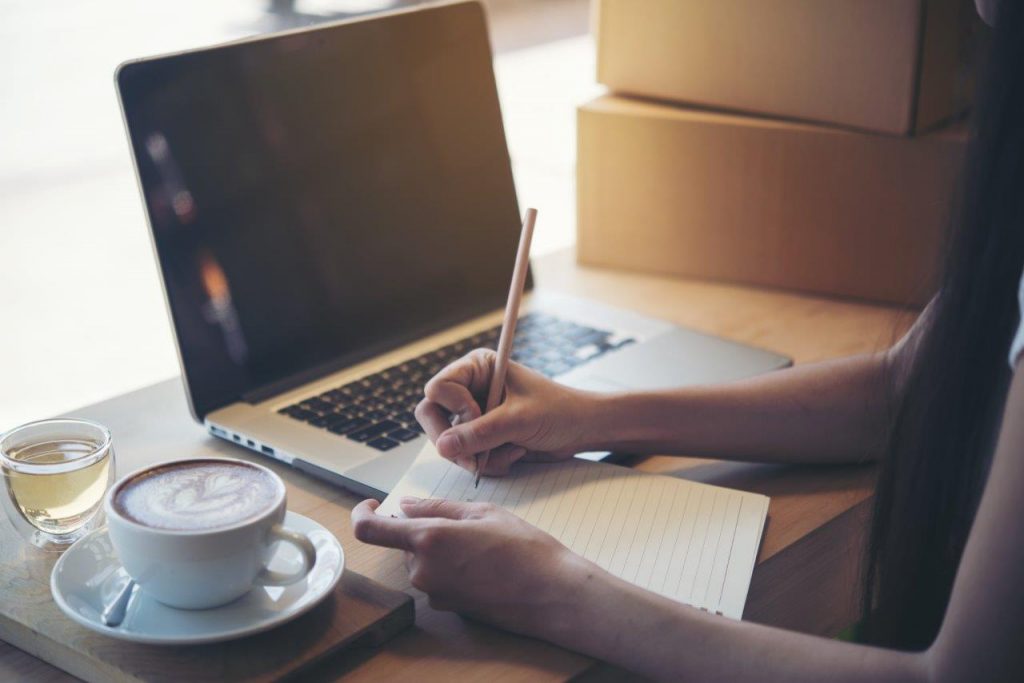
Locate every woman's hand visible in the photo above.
<box><xmin>351</xmin><ymin>497</ymin><xmax>587</xmax><ymax>637</ymax></box>
<box><xmin>415</xmin><ymin>349</ymin><xmax>599</xmax><ymax>475</ymax></box>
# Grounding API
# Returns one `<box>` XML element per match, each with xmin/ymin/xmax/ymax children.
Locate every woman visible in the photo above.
<box><xmin>352</xmin><ymin>0</ymin><xmax>1024</xmax><ymax>678</ymax></box>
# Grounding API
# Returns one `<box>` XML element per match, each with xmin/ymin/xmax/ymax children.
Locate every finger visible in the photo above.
<box><xmin>435</xmin><ymin>406</ymin><xmax>522</xmax><ymax>461</ymax></box>
<box><xmin>415</xmin><ymin>399</ymin><xmax>454</xmax><ymax>445</ymax></box>
<box><xmin>424</xmin><ymin>376</ymin><xmax>483</xmax><ymax>424</ymax></box>
<box><xmin>454</xmin><ymin>452</ymin><xmax>479</xmax><ymax>474</ymax></box>
<box><xmin>482</xmin><ymin>444</ymin><xmax>527</xmax><ymax>476</ymax></box>
<box><xmin>425</xmin><ymin>349</ymin><xmax>496</xmax><ymax>403</ymax></box>
<box><xmin>351</xmin><ymin>499</ymin><xmax>416</xmax><ymax>550</ymax></box>
<box><xmin>400</xmin><ymin>496</ymin><xmax>475</xmax><ymax>520</ymax></box>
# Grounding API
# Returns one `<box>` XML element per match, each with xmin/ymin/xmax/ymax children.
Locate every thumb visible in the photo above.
<box><xmin>399</xmin><ymin>496</ymin><xmax>473</xmax><ymax>520</ymax></box>
<box><xmin>435</xmin><ymin>407</ymin><xmax>519</xmax><ymax>460</ymax></box>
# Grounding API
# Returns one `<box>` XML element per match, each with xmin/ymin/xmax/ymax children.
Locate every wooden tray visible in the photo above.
<box><xmin>0</xmin><ymin>381</ymin><xmax>415</xmax><ymax>681</ymax></box>
<box><xmin>0</xmin><ymin>520</ymin><xmax>413</xmax><ymax>683</ymax></box>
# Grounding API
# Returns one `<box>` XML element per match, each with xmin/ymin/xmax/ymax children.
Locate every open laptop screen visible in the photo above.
<box><xmin>117</xmin><ymin>3</ymin><xmax>523</xmax><ymax>419</ymax></box>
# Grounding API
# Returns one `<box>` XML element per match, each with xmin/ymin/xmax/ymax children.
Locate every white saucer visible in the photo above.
<box><xmin>50</xmin><ymin>511</ymin><xmax>344</xmax><ymax>645</ymax></box>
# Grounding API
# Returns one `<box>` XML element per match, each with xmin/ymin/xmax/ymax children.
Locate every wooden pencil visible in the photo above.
<box><xmin>475</xmin><ymin>208</ymin><xmax>537</xmax><ymax>486</ymax></box>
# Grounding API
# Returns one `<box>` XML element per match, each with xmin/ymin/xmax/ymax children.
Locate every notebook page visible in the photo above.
<box><xmin>378</xmin><ymin>443</ymin><xmax>769</xmax><ymax>619</ymax></box>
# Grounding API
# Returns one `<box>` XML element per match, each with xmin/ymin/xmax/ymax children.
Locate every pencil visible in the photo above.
<box><xmin>475</xmin><ymin>208</ymin><xmax>537</xmax><ymax>487</ymax></box>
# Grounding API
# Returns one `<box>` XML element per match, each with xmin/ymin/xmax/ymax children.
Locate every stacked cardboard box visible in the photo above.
<box><xmin>578</xmin><ymin>0</ymin><xmax>980</xmax><ymax>305</ymax></box>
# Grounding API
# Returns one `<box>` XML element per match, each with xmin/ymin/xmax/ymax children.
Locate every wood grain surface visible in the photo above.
<box><xmin>1</xmin><ymin>249</ymin><xmax>917</xmax><ymax>682</ymax></box>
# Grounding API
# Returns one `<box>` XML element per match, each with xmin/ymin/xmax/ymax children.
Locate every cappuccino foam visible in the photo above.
<box><xmin>115</xmin><ymin>461</ymin><xmax>279</xmax><ymax>531</ymax></box>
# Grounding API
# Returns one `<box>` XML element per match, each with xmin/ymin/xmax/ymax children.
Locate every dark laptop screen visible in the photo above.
<box><xmin>117</xmin><ymin>3</ymin><xmax>523</xmax><ymax>419</ymax></box>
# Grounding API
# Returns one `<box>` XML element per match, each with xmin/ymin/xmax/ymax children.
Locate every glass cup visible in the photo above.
<box><xmin>1</xmin><ymin>419</ymin><xmax>116</xmax><ymax>551</ymax></box>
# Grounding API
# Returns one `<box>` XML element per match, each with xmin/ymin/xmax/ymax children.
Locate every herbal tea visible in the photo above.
<box><xmin>5</xmin><ymin>438</ymin><xmax>112</xmax><ymax>535</ymax></box>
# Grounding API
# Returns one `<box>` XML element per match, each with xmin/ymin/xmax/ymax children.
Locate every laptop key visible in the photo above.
<box><xmin>328</xmin><ymin>417</ymin><xmax>369</xmax><ymax>435</ymax></box>
<box><xmin>547</xmin><ymin>361</ymin><xmax>572</xmax><ymax>376</ymax></box>
<box><xmin>393</xmin><ymin>411</ymin><xmax>417</xmax><ymax>425</ymax></box>
<box><xmin>388</xmin><ymin>428</ymin><xmax>419</xmax><ymax>442</ymax></box>
<box><xmin>347</xmin><ymin>420</ymin><xmax>400</xmax><ymax>442</ymax></box>
<box><xmin>325</xmin><ymin>409</ymin><xmax>353</xmax><ymax>423</ymax></box>
<box><xmin>376</xmin><ymin>384</ymin><xmax>399</xmax><ymax>398</ymax></box>
<box><xmin>575</xmin><ymin>330</ymin><xmax>610</xmax><ymax>347</ymax></box>
<box><xmin>367</xmin><ymin>437</ymin><xmax>400</xmax><ymax>452</ymax></box>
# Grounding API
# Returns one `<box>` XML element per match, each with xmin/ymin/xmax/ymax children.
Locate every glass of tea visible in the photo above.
<box><xmin>1</xmin><ymin>419</ymin><xmax>116</xmax><ymax>551</ymax></box>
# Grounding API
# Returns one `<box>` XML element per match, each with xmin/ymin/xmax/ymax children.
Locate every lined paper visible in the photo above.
<box><xmin>378</xmin><ymin>444</ymin><xmax>769</xmax><ymax>619</ymax></box>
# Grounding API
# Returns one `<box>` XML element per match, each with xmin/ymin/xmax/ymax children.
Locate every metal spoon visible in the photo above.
<box><xmin>101</xmin><ymin>578</ymin><xmax>136</xmax><ymax>627</ymax></box>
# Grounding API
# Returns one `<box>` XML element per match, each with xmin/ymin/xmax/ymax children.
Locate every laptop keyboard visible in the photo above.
<box><xmin>276</xmin><ymin>312</ymin><xmax>635</xmax><ymax>452</ymax></box>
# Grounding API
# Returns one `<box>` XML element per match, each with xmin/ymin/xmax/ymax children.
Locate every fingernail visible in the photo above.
<box><xmin>400</xmin><ymin>496</ymin><xmax>421</xmax><ymax>506</ymax></box>
<box><xmin>437</xmin><ymin>432</ymin><xmax>461</xmax><ymax>456</ymax></box>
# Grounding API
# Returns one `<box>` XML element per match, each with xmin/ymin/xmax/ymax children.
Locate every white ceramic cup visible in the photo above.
<box><xmin>105</xmin><ymin>458</ymin><xmax>317</xmax><ymax>610</ymax></box>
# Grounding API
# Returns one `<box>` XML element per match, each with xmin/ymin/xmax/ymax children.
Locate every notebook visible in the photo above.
<box><xmin>378</xmin><ymin>444</ymin><xmax>770</xmax><ymax>619</ymax></box>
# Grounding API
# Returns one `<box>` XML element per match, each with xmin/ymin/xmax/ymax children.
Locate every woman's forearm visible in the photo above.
<box><xmin>543</xmin><ymin>556</ymin><xmax>926</xmax><ymax>683</ymax></box>
<box><xmin>584</xmin><ymin>352</ymin><xmax>894</xmax><ymax>465</ymax></box>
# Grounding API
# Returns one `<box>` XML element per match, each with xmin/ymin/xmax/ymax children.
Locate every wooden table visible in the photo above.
<box><xmin>0</xmin><ymin>249</ymin><xmax>916</xmax><ymax>682</ymax></box>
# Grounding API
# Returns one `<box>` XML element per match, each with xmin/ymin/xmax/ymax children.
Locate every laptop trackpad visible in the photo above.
<box><xmin>558</xmin><ymin>328</ymin><xmax>790</xmax><ymax>393</ymax></box>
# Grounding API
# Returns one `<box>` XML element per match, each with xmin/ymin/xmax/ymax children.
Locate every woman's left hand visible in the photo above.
<box><xmin>351</xmin><ymin>496</ymin><xmax>585</xmax><ymax>637</ymax></box>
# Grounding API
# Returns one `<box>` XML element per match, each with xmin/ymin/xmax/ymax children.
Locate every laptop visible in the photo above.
<box><xmin>115</xmin><ymin>0</ymin><xmax>790</xmax><ymax>498</ymax></box>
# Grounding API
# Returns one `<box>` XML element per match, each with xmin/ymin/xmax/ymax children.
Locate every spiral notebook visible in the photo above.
<box><xmin>378</xmin><ymin>444</ymin><xmax>769</xmax><ymax>619</ymax></box>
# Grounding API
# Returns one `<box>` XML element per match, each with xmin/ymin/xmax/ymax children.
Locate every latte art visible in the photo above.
<box><xmin>114</xmin><ymin>461</ymin><xmax>279</xmax><ymax>530</ymax></box>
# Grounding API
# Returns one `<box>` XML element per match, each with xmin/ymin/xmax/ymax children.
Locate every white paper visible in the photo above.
<box><xmin>379</xmin><ymin>443</ymin><xmax>769</xmax><ymax>618</ymax></box>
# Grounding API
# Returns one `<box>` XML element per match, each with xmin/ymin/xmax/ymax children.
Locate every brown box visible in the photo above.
<box><xmin>595</xmin><ymin>0</ymin><xmax>978</xmax><ymax>135</ymax></box>
<box><xmin>576</xmin><ymin>95</ymin><xmax>968</xmax><ymax>305</ymax></box>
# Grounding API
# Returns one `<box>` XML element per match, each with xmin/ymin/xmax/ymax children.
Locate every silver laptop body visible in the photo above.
<box><xmin>116</xmin><ymin>1</ymin><xmax>790</xmax><ymax>498</ymax></box>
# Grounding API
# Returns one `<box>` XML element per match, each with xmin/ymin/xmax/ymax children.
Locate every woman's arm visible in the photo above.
<box><xmin>353</xmin><ymin>361</ymin><xmax>1024</xmax><ymax>681</ymax></box>
<box><xmin>588</xmin><ymin>352</ymin><xmax>893</xmax><ymax>465</ymax></box>
<box><xmin>541</xmin><ymin>360</ymin><xmax>1024</xmax><ymax>682</ymax></box>
<box><xmin>548</xmin><ymin>558</ymin><xmax>925</xmax><ymax>683</ymax></box>
<box><xmin>588</xmin><ymin>301</ymin><xmax>932</xmax><ymax>464</ymax></box>
<box><xmin>419</xmin><ymin>309</ymin><xmax>927</xmax><ymax>469</ymax></box>
<box><xmin>352</xmin><ymin>496</ymin><xmax>924</xmax><ymax>682</ymax></box>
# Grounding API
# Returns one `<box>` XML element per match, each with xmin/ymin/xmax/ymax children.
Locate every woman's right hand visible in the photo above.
<box><xmin>415</xmin><ymin>349</ymin><xmax>598</xmax><ymax>476</ymax></box>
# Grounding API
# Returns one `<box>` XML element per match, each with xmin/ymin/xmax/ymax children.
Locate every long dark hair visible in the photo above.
<box><xmin>862</xmin><ymin>0</ymin><xmax>1024</xmax><ymax>649</ymax></box>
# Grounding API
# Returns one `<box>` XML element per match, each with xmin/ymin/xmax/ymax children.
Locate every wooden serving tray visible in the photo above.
<box><xmin>0</xmin><ymin>381</ymin><xmax>414</xmax><ymax>682</ymax></box>
<box><xmin>0</xmin><ymin>522</ymin><xmax>413</xmax><ymax>683</ymax></box>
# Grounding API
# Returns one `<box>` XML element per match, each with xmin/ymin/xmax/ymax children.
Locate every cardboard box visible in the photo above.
<box><xmin>595</xmin><ymin>0</ymin><xmax>978</xmax><ymax>135</ymax></box>
<box><xmin>577</xmin><ymin>96</ymin><xmax>968</xmax><ymax>305</ymax></box>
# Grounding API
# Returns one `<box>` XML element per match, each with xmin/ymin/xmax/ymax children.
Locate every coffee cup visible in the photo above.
<box><xmin>105</xmin><ymin>457</ymin><xmax>316</xmax><ymax>610</ymax></box>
